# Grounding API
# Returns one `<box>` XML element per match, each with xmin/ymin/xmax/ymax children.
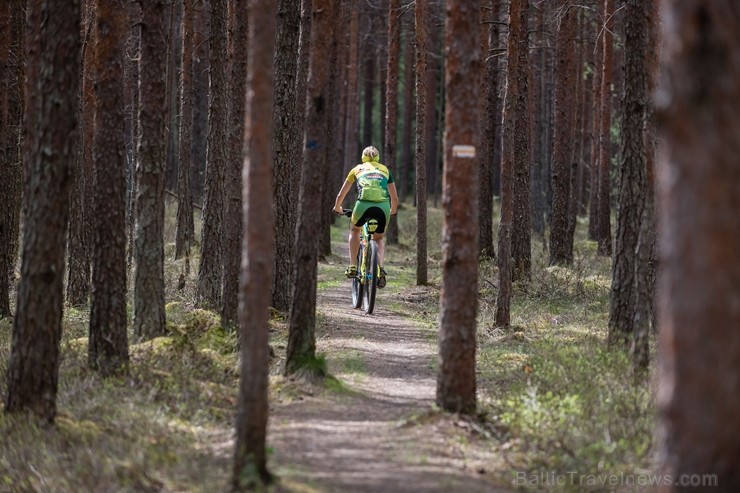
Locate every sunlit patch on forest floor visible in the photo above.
<box><xmin>0</xmin><ymin>203</ymin><xmax>655</xmax><ymax>492</ymax></box>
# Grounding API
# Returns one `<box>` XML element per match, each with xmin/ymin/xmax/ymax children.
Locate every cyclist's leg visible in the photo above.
<box><xmin>374</xmin><ymin>232</ymin><xmax>385</xmax><ymax>265</ymax></box>
<box><xmin>348</xmin><ymin>225</ymin><xmax>361</xmax><ymax>266</ymax></box>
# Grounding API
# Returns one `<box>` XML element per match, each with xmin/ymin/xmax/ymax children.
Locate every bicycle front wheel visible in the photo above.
<box><xmin>362</xmin><ymin>239</ymin><xmax>378</xmax><ymax>315</ymax></box>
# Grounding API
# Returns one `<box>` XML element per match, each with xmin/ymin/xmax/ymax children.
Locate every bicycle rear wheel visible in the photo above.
<box><xmin>351</xmin><ymin>244</ymin><xmax>364</xmax><ymax>308</ymax></box>
<box><xmin>362</xmin><ymin>239</ymin><xmax>378</xmax><ymax>314</ymax></box>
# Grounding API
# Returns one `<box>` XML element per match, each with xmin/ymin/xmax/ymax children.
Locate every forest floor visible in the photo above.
<box><xmin>0</xmin><ymin>202</ymin><xmax>657</xmax><ymax>492</ymax></box>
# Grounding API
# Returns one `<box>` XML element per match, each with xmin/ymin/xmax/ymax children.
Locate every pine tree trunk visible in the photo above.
<box><xmin>529</xmin><ymin>0</ymin><xmax>545</xmax><ymax>240</ymax></box>
<box><xmin>548</xmin><ymin>0</ymin><xmax>576</xmax><ymax>266</ymax></box>
<box><xmin>414</xmin><ymin>0</ymin><xmax>428</xmax><ymax>286</ymax></box>
<box><xmin>221</xmin><ymin>0</ymin><xmax>248</xmax><ymax>328</ymax></box>
<box><xmin>511</xmin><ymin>0</ymin><xmax>531</xmax><ymax>280</ymax></box>
<box><xmin>478</xmin><ymin>0</ymin><xmax>498</xmax><ymax>260</ymax></box>
<box><xmin>564</xmin><ymin>10</ymin><xmax>583</xmax><ymax>263</ymax></box>
<box><xmin>588</xmin><ymin>4</ymin><xmax>603</xmax><ymax>241</ymax></box>
<box><xmin>124</xmin><ymin>2</ymin><xmax>141</xmax><ymax>272</ymax></box>
<box><xmin>399</xmin><ymin>18</ymin><xmax>414</xmax><ymax>204</ymax></box>
<box><xmin>133</xmin><ymin>0</ymin><xmax>168</xmax><ymax>341</ymax></box>
<box><xmin>175</xmin><ymin>0</ymin><xmax>195</xmax><ymax>260</ymax></box>
<box><xmin>67</xmin><ymin>0</ymin><xmax>96</xmax><ymax>307</ymax></box>
<box><xmin>597</xmin><ymin>0</ymin><xmax>614</xmax><ymax>256</ymax></box>
<box><xmin>437</xmin><ymin>0</ymin><xmax>480</xmax><ymax>415</ymax></box>
<box><xmin>343</xmin><ymin>1</ymin><xmax>360</xmax><ymax>169</ymax></box>
<box><xmin>384</xmin><ymin>0</ymin><xmax>401</xmax><ymax>246</ymax></box>
<box><xmin>285</xmin><ymin>0</ymin><xmax>334</xmax><ymax>378</ymax></box>
<box><xmin>195</xmin><ymin>0</ymin><xmax>228</xmax><ymax>309</ymax></box>
<box><xmin>191</xmin><ymin>3</ymin><xmax>210</xmax><ymax>204</ymax></box>
<box><xmin>232</xmin><ymin>0</ymin><xmax>276</xmax><ymax>486</ymax></box>
<box><xmin>5</xmin><ymin>0</ymin><xmax>80</xmax><ymax>422</ymax></box>
<box><xmin>362</xmin><ymin>53</ymin><xmax>374</xmax><ymax>146</ymax></box>
<box><xmin>607</xmin><ymin>0</ymin><xmax>647</xmax><ymax>349</ymax></box>
<box><xmin>0</xmin><ymin>0</ymin><xmax>23</xmax><ymax>319</ymax></box>
<box><xmin>657</xmin><ymin>2</ymin><xmax>740</xmax><ymax>488</ymax></box>
<box><xmin>88</xmin><ymin>0</ymin><xmax>129</xmax><ymax>375</ymax></box>
<box><xmin>271</xmin><ymin>0</ymin><xmax>302</xmax><ymax>313</ymax></box>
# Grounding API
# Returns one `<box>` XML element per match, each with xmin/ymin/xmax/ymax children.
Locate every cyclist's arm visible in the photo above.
<box><xmin>388</xmin><ymin>183</ymin><xmax>399</xmax><ymax>215</ymax></box>
<box><xmin>333</xmin><ymin>180</ymin><xmax>353</xmax><ymax>214</ymax></box>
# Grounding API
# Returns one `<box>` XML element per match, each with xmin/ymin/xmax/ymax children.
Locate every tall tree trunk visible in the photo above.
<box><xmin>362</xmin><ymin>52</ymin><xmax>375</xmax><ymax>146</ymax></box>
<box><xmin>511</xmin><ymin>0</ymin><xmax>531</xmax><ymax>279</ymax></box>
<box><xmin>479</xmin><ymin>0</ymin><xmax>499</xmax><ymax>260</ymax></box>
<box><xmin>89</xmin><ymin>0</ymin><xmax>129</xmax><ymax>375</ymax></box>
<box><xmin>548</xmin><ymin>0</ymin><xmax>576</xmax><ymax>266</ymax></box>
<box><xmin>285</xmin><ymin>0</ymin><xmax>334</xmax><ymax>378</ymax></box>
<box><xmin>414</xmin><ymin>0</ymin><xmax>428</xmax><ymax>286</ymax></box>
<box><xmin>0</xmin><ymin>0</ymin><xmax>23</xmax><ymax>319</ymax></box>
<box><xmin>232</xmin><ymin>0</ymin><xmax>276</xmax><ymax>487</ymax></box>
<box><xmin>657</xmin><ymin>2</ymin><xmax>740</xmax><ymax>488</ymax></box>
<box><xmin>191</xmin><ymin>2</ymin><xmax>210</xmax><ymax>203</ymax></box>
<box><xmin>271</xmin><ymin>0</ymin><xmax>302</xmax><ymax>313</ymax></box>
<box><xmin>437</xmin><ymin>0</ymin><xmax>480</xmax><ymax>415</ymax></box>
<box><xmin>5</xmin><ymin>0</ymin><xmax>80</xmax><ymax>421</ymax></box>
<box><xmin>607</xmin><ymin>0</ymin><xmax>647</xmax><ymax>349</ymax></box>
<box><xmin>222</xmin><ymin>0</ymin><xmax>248</xmax><ymax>328</ymax></box>
<box><xmin>195</xmin><ymin>0</ymin><xmax>228</xmax><ymax>309</ymax></box>
<box><xmin>124</xmin><ymin>2</ymin><xmax>141</xmax><ymax>272</ymax></box>
<box><xmin>384</xmin><ymin>0</ymin><xmax>401</xmax><ymax>246</ymax></box>
<box><xmin>495</xmin><ymin>0</ymin><xmax>527</xmax><ymax>328</ymax></box>
<box><xmin>67</xmin><ymin>1</ymin><xmax>96</xmax><ymax>307</ymax></box>
<box><xmin>343</xmin><ymin>1</ymin><xmax>360</xmax><ymax>170</ymax></box>
<box><xmin>529</xmin><ymin>0</ymin><xmax>545</xmax><ymax>241</ymax></box>
<box><xmin>588</xmin><ymin>3</ymin><xmax>603</xmax><ymax>241</ymax></box>
<box><xmin>133</xmin><ymin>0</ymin><xmax>168</xmax><ymax>341</ymax></box>
<box><xmin>399</xmin><ymin>16</ymin><xmax>414</xmax><ymax>204</ymax></box>
<box><xmin>597</xmin><ymin>0</ymin><xmax>615</xmax><ymax>256</ymax></box>
<box><xmin>164</xmin><ymin>2</ymin><xmax>181</xmax><ymax>193</ymax></box>
<box><xmin>175</xmin><ymin>0</ymin><xmax>195</xmax><ymax>260</ymax></box>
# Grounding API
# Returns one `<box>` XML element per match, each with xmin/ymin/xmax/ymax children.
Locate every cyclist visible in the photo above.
<box><xmin>333</xmin><ymin>146</ymin><xmax>398</xmax><ymax>288</ymax></box>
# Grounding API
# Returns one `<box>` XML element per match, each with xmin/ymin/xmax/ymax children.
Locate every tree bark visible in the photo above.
<box><xmin>657</xmin><ymin>2</ymin><xmax>740</xmax><ymax>489</ymax></box>
<box><xmin>607</xmin><ymin>0</ymin><xmax>647</xmax><ymax>349</ymax></box>
<box><xmin>384</xmin><ymin>0</ymin><xmax>401</xmax><ymax>246</ymax></box>
<box><xmin>548</xmin><ymin>0</ymin><xmax>576</xmax><ymax>266</ymax></box>
<box><xmin>597</xmin><ymin>0</ymin><xmax>615</xmax><ymax>256</ymax></box>
<box><xmin>511</xmin><ymin>0</ymin><xmax>531</xmax><ymax>279</ymax></box>
<box><xmin>221</xmin><ymin>0</ymin><xmax>248</xmax><ymax>328</ymax></box>
<box><xmin>271</xmin><ymin>0</ymin><xmax>303</xmax><ymax>313</ymax></box>
<box><xmin>232</xmin><ymin>0</ymin><xmax>276</xmax><ymax>487</ymax></box>
<box><xmin>191</xmin><ymin>2</ymin><xmax>210</xmax><ymax>204</ymax></box>
<box><xmin>588</xmin><ymin>3</ymin><xmax>603</xmax><ymax>241</ymax></box>
<box><xmin>478</xmin><ymin>0</ymin><xmax>499</xmax><ymax>260</ymax></box>
<box><xmin>67</xmin><ymin>0</ymin><xmax>96</xmax><ymax>307</ymax></box>
<box><xmin>437</xmin><ymin>0</ymin><xmax>480</xmax><ymax>415</ymax></box>
<box><xmin>529</xmin><ymin>0</ymin><xmax>545</xmax><ymax>241</ymax></box>
<box><xmin>285</xmin><ymin>0</ymin><xmax>334</xmax><ymax>378</ymax></box>
<box><xmin>88</xmin><ymin>0</ymin><xmax>129</xmax><ymax>375</ymax></box>
<box><xmin>0</xmin><ymin>0</ymin><xmax>23</xmax><ymax>319</ymax></box>
<box><xmin>175</xmin><ymin>0</ymin><xmax>195</xmax><ymax>260</ymax></box>
<box><xmin>195</xmin><ymin>0</ymin><xmax>228</xmax><ymax>309</ymax></box>
<box><xmin>399</xmin><ymin>15</ymin><xmax>414</xmax><ymax>204</ymax></box>
<box><xmin>414</xmin><ymin>0</ymin><xmax>428</xmax><ymax>286</ymax></box>
<box><xmin>343</xmin><ymin>1</ymin><xmax>360</xmax><ymax>170</ymax></box>
<box><xmin>5</xmin><ymin>0</ymin><xmax>80</xmax><ymax>421</ymax></box>
<box><xmin>133</xmin><ymin>0</ymin><xmax>168</xmax><ymax>341</ymax></box>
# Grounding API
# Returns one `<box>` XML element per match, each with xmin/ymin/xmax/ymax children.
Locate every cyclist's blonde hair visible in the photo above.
<box><xmin>361</xmin><ymin>146</ymin><xmax>380</xmax><ymax>163</ymax></box>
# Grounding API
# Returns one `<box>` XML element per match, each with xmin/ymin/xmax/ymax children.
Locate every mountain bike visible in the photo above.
<box><xmin>339</xmin><ymin>209</ymin><xmax>380</xmax><ymax>315</ymax></box>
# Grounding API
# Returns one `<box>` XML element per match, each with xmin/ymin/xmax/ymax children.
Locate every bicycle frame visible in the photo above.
<box><xmin>341</xmin><ymin>209</ymin><xmax>379</xmax><ymax>315</ymax></box>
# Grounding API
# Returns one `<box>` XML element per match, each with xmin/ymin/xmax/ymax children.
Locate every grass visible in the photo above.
<box><xmin>0</xmin><ymin>198</ymin><xmax>655</xmax><ymax>492</ymax></box>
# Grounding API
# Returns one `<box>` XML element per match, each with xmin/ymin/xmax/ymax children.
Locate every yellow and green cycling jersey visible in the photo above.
<box><xmin>346</xmin><ymin>162</ymin><xmax>395</xmax><ymax>203</ymax></box>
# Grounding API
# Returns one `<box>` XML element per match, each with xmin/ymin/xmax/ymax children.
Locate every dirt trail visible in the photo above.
<box><xmin>267</xmin><ymin>244</ymin><xmax>501</xmax><ymax>493</ymax></box>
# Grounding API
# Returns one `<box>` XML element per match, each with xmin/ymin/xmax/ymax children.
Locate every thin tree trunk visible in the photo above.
<box><xmin>414</xmin><ymin>0</ymin><xmax>428</xmax><ymax>286</ymax></box>
<box><xmin>134</xmin><ymin>0</ymin><xmax>168</xmax><ymax>340</ymax></box>
<box><xmin>496</xmin><ymin>0</ymin><xmax>527</xmax><ymax>328</ymax></box>
<box><xmin>399</xmin><ymin>15</ymin><xmax>414</xmax><ymax>204</ymax></box>
<box><xmin>232</xmin><ymin>0</ymin><xmax>276</xmax><ymax>486</ymax></box>
<box><xmin>657</xmin><ymin>2</ymin><xmax>740</xmax><ymax>488</ymax></box>
<box><xmin>588</xmin><ymin>3</ymin><xmax>603</xmax><ymax>241</ymax></box>
<box><xmin>384</xmin><ymin>0</ymin><xmax>401</xmax><ymax>246</ymax></box>
<box><xmin>271</xmin><ymin>0</ymin><xmax>303</xmax><ymax>312</ymax></box>
<box><xmin>67</xmin><ymin>0</ymin><xmax>96</xmax><ymax>307</ymax></box>
<box><xmin>175</xmin><ymin>0</ymin><xmax>195</xmax><ymax>260</ymax></box>
<box><xmin>0</xmin><ymin>0</ymin><xmax>23</xmax><ymax>319</ymax></box>
<box><xmin>511</xmin><ymin>0</ymin><xmax>531</xmax><ymax>279</ymax></box>
<box><xmin>89</xmin><ymin>0</ymin><xmax>129</xmax><ymax>375</ymax></box>
<box><xmin>479</xmin><ymin>0</ymin><xmax>498</xmax><ymax>260</ymax></box>
<box><xmin>343</xmin><ymin>1</ymin><xmax>360</xmax><ymax>170</ymax></box>
<box><xmin>437</xmin><ymin>0</ymin><xmax>481</xmax><ymax>415</ymax></box>
<box><xmin>597</xmin><ymin>0</ymin><xmax>614</xmax><ymax>256</ymax></box>
<box><xmin>191</xmin><ymin>2</ymin><xmax>210</xmax><ymax>204</ymax></box>
<box><xmin>5</xmin><ymin>0</ymin><xmax>80</xmax><ymax>421</ymax></box>
<box><xmin>529</xmin><ymin>0</ymin><xmax>545</xmax><ymax>240</ymax></box>
<box><xmin>285</xmin><ymin>0</ymin><xmax>335</xmax><ymax>378</ymax></box>
<box><xmin>196</xmin><ymin>0</ymin><xmax>228</xmax><ymax>309</ymax></box>
<box><xmin>548</xmin><ymin>0</ymin><xmax>576</xmax><ymax>266</ymax></box>
<box><xmin>222</xmin><ymin>0</ymin><xmax>248</xmax><ymax>328</ymax></box>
